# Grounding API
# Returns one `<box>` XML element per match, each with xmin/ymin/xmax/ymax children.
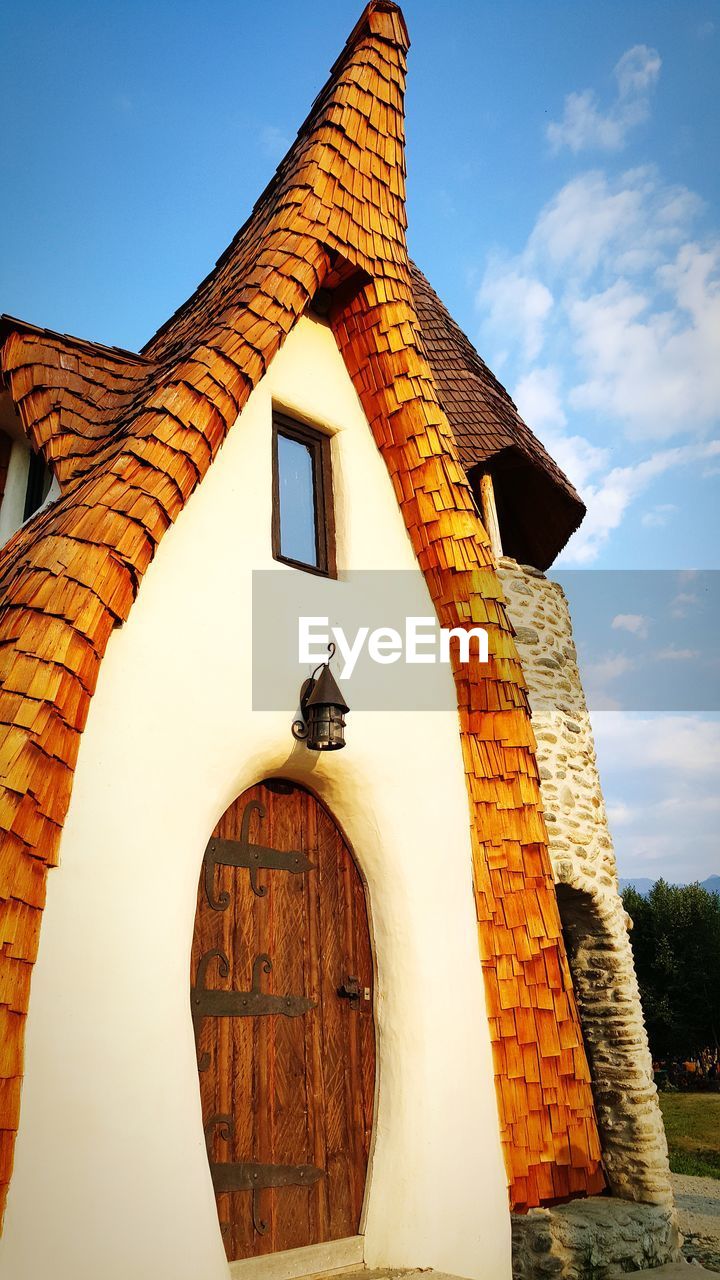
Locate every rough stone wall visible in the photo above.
<box><xmin>497</xmin><ymin>558</ymin><xmax>672</xmax><ymax>1208</ymax></box>
<box><xmin>511</xmin><ymin>1198</ymin><xmax>681</xmax><ymax>1279</ymax></box>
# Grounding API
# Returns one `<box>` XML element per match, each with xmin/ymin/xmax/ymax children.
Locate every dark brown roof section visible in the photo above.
<box><xmin>411</xmin><ymin>262</ymin><xmax>585</xmax><ymax>569</ymax></box>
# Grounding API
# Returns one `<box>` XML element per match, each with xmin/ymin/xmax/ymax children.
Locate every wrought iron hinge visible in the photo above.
<box><xmin>192</xmin><ymin>951</ymin><xmax>316</xmax><ymax>1070</ymax></box>
<box><xmin>205</xmin><ymin>1116</ymin><xmax>324</xmax><ymax>1235</ymax></box>
<box><xmin>205</xmin><ymin>799</ymin><xmax>315</xmax><ymax>904</ymax></box>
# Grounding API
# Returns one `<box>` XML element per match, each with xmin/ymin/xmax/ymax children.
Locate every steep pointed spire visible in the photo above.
<box><xmin>144</xmin><ymin>0</ymin><xmax>410</xmax><ymax>368</ymax></box>
<box><xmin>331</xmin><ymin>0</ymin><xmax>409</xmax><ymax>67</ymax></box>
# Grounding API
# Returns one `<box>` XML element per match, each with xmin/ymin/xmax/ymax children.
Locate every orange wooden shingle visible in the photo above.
<box><xmin>0</xmin><ymin>0</ymin><xmax>604</xmax><ymax>1225</ymax></box>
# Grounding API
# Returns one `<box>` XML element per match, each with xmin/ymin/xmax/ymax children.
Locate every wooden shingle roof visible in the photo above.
<box><xmin>0</xmin><ymin>0</ymin><xmax>603</xmax><ymax>1223</ymax></box>
<box><xmin>411</xmin><ymin>264</ymin><xmax>585</xmax><ymax>567</ymax></box>
<box><xmin>412</xmin><ymin>264</ymin><xmax>565</xmax><ymax>485</ymax></box>
<box><xmin>0</xmin><ymin>316</ymin><xmax>150</xmax><ymax>488</ymax></box>
<box><xmin>1</xmin><ymin>268</ymin><xmax>585</xmax><ymax>569</ymax></box>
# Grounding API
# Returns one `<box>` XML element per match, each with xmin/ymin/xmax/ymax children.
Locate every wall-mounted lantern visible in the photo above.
<box><xmin>292</xmin><ymin>644</ymin><xmax>349</xmax><ymax>751</ymax></box>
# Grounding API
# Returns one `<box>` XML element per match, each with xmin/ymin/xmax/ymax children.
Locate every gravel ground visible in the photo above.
<box><xmin>673</xmin><ymin>1172</ymin><xmax>720</xmax><ymax>1272</ymax></box>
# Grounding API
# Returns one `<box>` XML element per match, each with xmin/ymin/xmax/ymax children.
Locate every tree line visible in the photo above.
<box><xmin>622</xmin><ymin>880</ymin><xmax>720</xmax><ymax>1060</ymax></box>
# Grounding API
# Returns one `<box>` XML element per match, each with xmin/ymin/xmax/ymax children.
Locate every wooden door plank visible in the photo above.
<box><xmin>303</xmin><ymin>790</ymin><xmax>329</xmax><ymax>1241</ymax></box>
<box><xmin>255</xmin><ymin>787</ymin><xmax>275</xmax><ymax>1255</ymax></box>
<box><xmin>270</xmin><ymin>785</ymin><xmax>312</xmax><ymax>1253</ymax></box>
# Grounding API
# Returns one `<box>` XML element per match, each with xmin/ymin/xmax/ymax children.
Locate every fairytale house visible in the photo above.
<box><xmin>0</xmin><ymin>5</ymin><xmax>677</xmax><ymax>1279</ymax></box>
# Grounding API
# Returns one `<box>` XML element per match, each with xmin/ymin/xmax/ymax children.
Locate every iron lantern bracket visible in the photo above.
<box><xmin>291</xmin><ymin>677</ymin><xmax>315</xmax><ymax>741</ymax></box>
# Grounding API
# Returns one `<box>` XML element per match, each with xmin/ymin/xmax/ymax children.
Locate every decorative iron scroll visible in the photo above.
<box><xmin>205</xmin><ymin>1115</ymin><xmax>324</xmax><ymax>1235</ymax></box>
<box><xmin>204</xmin><ymin>799</ymin><xmax>314</xmax><ymax>904</ymax></box>
<box><xmin>192</xmin><ymin>951</ymin><xmax>316</xmax><ymax>1070</ymax></box>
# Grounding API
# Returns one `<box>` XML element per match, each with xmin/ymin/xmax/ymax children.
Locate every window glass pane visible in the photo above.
<box><xmin>23</xmin><ymin>452</ymin><xmax>53</xmax><ymax>521</ymax></box>
<box><xmin>278</xmin><ymin>432</ymin><xmax>317</xmax><ymax>565</ymax></box>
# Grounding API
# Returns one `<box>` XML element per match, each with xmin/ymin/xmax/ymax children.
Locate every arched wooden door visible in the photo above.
<box><xmin>191</xmin><ymin>779</ymin><xmax>375</xmax><ymax>1261</ymax></box>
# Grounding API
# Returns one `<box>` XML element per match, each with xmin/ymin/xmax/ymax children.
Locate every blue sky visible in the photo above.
<box><xmin>1</xmin><ymin>0</ymin><xmax>718</xmax><ymax>881</ymax></box>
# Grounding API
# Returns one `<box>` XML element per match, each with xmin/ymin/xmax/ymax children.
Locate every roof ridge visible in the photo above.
<box><xmin>0</xmin><ymin>314</ymin><xmax>150</xmax><ymax>366</ymax></box>
<box><xmin>328</xmin><ymin>0</ymin><xmax>410</xmax><ymax>75</ymax></box>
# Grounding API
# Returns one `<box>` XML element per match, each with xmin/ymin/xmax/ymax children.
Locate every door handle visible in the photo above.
<box><xmin>337</xmin><ymin>976</ymin><xmax>360</xmax><ymax>1006</ymax></box>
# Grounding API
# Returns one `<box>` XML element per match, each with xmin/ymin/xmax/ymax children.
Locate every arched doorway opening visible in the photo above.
<box><xmin>555</xmin><ymin>881</ymin><xmax>669</xmax><ymax>1202</ymax></box>
<box><xmin>191</xmin><ymin>778</ymin><xmax>376</xmax><ymax>1262</ymax></box>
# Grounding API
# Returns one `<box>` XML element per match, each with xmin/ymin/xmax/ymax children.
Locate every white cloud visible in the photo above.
<box><xmin>559</xmin><ymin>441</ymin><xmax>720</xmax><ymax>563</ymax></box>
<box><xmin>528</xmin><ymin>170</ymin><xmax>661</xmax><ymax>278</ymax></box>
<box><xmin>591</xmin><ymin>713</ymin><xmax>720</xmax><ymax>881</ymax></box>
<box><xmin>606</xmin><ymin>799</ymin><xmax>637</xmax><ymax>826</ymax></box>
<box><xmin>581</xmin><ymin>651</ymin><xmax>639</xmax><ymax>710</ymax></box>
<box><xmin>547</xmin><ymin>45</ymin><xmax>661</xmax><ymax>154</ymax></box>
<box><xmin>540</xmin><ymin>168</ymin><xmax>696</xmax><ymax>279</ymax></box>
<box><xmin>509</xmin><ymin>170</ymin><xmax>720</xmax><ymax>442</ymax></box>
<box><xmin>478</xmin><ymin>168</ymin><xmax>718</xmax><ymax>447</ymax></box>
<box><xmin>641</xmin><ymin>503</ymin><xmax>678</xmax><ymax>527</ymax></box>
<box><xmin>476</xmin><ymin>266</ymin><xmax>553</xmax><ymax>362</ymax></box>
<box><xmin>657</xmin><ymin>791</ymin><xmax>720</xmax><ymax>815</ymax></box>
<box><xmin>568</xmin><ymin>241</ymin><xmax>720</xmax><ymax>436</ymax></box>
<box><xmin>513</xmin><ymin>366</ymin><xmax>612</xmax><ymax>493</ymax></box>
<box><xmin>514</xmin><ymin>366</ymin><xmax>566</xmax><ymax>431</ymax></box>
<box><xmin>614</xmin><ymin>45</ymin><xmax>662</xmax><ymax>99</ymax></box>
<box><xmin>654</xmin><ymin>645</ymin><xmax>700</xmax><ymax>661</ymax></box>
<box><xmin>526</xmin><ymin>166</ymin><xmax>704</xmax><ymax>283</ymax></box>
<box><xmin>544</xmin><ymin>433</ymin><xmax>611</xmax><ymax>498</ymax></box>
<box><xmin>612</xmin><ymin>613</ymin><xmax>649</xmax><ymax>637</ymax></box>
<box><xmin>547</xmin><ymin>91</ymin><xmax>628</xmax><ymax>155</ymax></box>
<box><xmin>474</xmin><ymin>46</ymin><xmax>720</xmax><ymax>564</ymax></box>
<box><xmin>671</xmin><ymin>589</ymin><xmax>701</xmax><ymax>618</ymax></box>
<box><xmin>591</xmin><ymin>713</ymin><xmax>720</xmax><ymax>775</ymax></box>
<box><xmin>476</xmin><ymin>162</ymin><xmax>720</xmax><ymax>560</ymax></box>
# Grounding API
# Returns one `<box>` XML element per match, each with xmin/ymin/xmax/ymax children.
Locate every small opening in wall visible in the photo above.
<box><xmin>556</xmin><ymin>883</ymin><xmax>605</xmax><ymax>1072</ymax></box>
<box><xmin>556</xmin><ymin>883</ymin><xmax>613</xmax><ymax>1187</ymax></box>
<box><xmin>23</xmin><ymin>449</ymin><xmax>54</xmax><ymax>521</ymax></box>
<box><xmin>555</xmin><ymin>881</ymin><xmax>672</xmax><ymax>1204</ymax></box>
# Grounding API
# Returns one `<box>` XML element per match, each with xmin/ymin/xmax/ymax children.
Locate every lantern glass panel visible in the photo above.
<box><xmin>307</xmin><ymin>705</ymin><xmax>346</xmax><ymax>751</ymax></box>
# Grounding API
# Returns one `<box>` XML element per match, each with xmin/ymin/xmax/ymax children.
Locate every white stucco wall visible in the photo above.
<box><xmin>0</xmin><ymin>317</ymin><xmax>511</xmax><ymax>1280</ymax></box>
<box><xmin>0</xmin><ymin>431</ymin><xmax>61</xmax><ymax>549</ymax></box>
<box><xmin>0</xmin><ymin>437</ymin><xmax>30</xmax><ymax>546</ymax></box>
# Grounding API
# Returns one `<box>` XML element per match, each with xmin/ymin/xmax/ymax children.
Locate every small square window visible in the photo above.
<box><xmin>272</xmin><ymin>413</ymin><xmax>335</xmax><ymax>576</ymax></box>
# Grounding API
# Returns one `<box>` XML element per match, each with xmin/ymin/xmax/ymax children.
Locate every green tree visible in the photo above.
<box><xmin>622</xmin><ymin>880</ymin><xmax>720</xmax><ymax>1059</ymax></box>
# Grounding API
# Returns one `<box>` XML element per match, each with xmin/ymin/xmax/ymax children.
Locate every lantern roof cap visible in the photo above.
<box><xmin>306</xmin><ymin>663</ymin><xmax>350</xmax><ymax>715</ymax></box>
